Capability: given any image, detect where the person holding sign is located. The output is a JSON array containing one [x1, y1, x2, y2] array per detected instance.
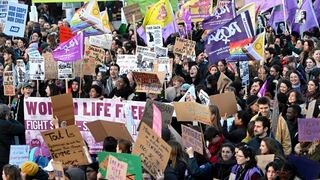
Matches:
[[0, 104, 25, 175]]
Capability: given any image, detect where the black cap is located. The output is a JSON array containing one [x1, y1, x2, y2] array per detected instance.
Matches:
[[246, 95, 259, 107]]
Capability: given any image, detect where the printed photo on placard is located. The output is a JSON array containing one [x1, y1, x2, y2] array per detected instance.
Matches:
[[58, 61, 73, 79]]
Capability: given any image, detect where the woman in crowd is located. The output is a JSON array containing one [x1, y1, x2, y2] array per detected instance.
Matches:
[[278, 79, 292, 95], [288, 70, 306, 93], [165, 141, 187, 180], [116, 139, 132, 154], [300, 39, 315, 67], [264, 162, 280, 180], [2, 164, 21, 180], [108, 75, 133, 100], [305, 79, 320, 105], [305, 57, 317, 81], [45, 83, 60, 97], [259, 137, 286, 167], [89, 85, 102, 99], [230, 145, 263, 180]]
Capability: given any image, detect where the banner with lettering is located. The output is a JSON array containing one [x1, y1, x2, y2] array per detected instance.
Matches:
[[202, 0, 236, 30], [205, 11, 254, 63], [24, 97, 145, 155], [3, 2, 28, 38], [53, 32, 84, 62]]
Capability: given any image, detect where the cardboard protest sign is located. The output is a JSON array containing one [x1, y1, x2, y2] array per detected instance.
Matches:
[[3, 2, 27, 37], [86, 120, 133, 143], [9, 145, 30, 167], [256, 154, 275, 173], [73, 60, 83, 78], [132, 122, 171, 179], [116, 55, 138, 75], [85, 45, 106, 64], [146, 25, 162, 48], [51, 93, 75, 126], [152, 104, 162, 137], [15, 60, 26, 84], [173, 37, 196, 57], [29, 56, 45, 80], [154, 57, 173, 83], [137, 50, 156, 72], [89, 34, 112, 49], [181, 125, 203, 155], [105, 155, 128, 180], [3, 71, 15, 96], [51, 161, 65, 180], [59, 26, 74, 43], [82, 57, 96, 76], [41, 125, 91, 166], [98, 152, 142, 180], [132, 72, 162, 94], [140, 99, 174, 131], [173, 102, 212, 125], [306, 100, 316, 118], [123, 4, 143, 23], [210, 92, 237, 117], [58, 61, 73, 79], [298, 118, 320, 142], [217, 72, 232, 93]]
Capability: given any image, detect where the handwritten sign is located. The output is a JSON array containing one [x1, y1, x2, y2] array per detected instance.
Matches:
[[298, 118, 320, 142], [132, 122, 171, 178], [256, 154, 275, 173], [132, 72, 162, 94], [82, 57, 96, 76], [106, 155, 128, 180], [9, 145, 30, 167], [98, 152, 142, 180], [41, 125, 91, 166], [123, 4, 143, 23], [173, 102, 212, 125], [140, 99, 174, 130], [173, 37, 196, 57], [3, 2, 27, 37], [181, 125, 203, 155], [3, 71, 15, 96], [29, 56, 45, 80], [89, 34, 112, 49], [85, 45, 105, 64]]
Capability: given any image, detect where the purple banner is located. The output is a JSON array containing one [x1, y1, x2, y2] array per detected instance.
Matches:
[[298, 118, 320, 142], [205, 11, 254, 63], [53, 32, 84, 62], [202, 0, 236, 30]]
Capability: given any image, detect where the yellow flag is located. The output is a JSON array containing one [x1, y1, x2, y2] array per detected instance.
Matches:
[[100, 10, 111, 33], [243, 31, 265, 61], [80, 0, 101, 26], [237, 3, 256, 34], [143, 0, 174, 28]]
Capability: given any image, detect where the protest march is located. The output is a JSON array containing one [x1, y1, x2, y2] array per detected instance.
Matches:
[[1, 0, 320, 179]]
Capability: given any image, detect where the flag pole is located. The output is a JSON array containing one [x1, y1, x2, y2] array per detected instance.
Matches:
[[282, 0, 288, 32]]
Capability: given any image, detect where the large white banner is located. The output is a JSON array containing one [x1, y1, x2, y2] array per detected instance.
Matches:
[[24, 97, 146, 155]]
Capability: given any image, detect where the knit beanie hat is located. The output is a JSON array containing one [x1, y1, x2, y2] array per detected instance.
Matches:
[[21, 161, 39, 176]]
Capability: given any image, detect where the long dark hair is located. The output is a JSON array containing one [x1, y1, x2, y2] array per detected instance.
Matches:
[[167, 140, 187, 169], [238, 145, 257, 169], [46, 83, 60, 97]]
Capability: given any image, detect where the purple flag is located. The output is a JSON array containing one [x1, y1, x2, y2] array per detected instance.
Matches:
[[315, 0, 320, 25], [300, 0, 319, 31], [202, 0, 236, 30], [260, 0, 282, 12], [257, 80, 267, 97], [205, 11, 254, 63], [53, 32, 84, 62], [298, 118, 320, 142], [268, 0, 297, 32], [183, 9, 192, 31]]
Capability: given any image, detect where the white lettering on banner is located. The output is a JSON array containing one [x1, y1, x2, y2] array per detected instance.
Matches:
[[55, 38, 79, 53], [212, 5, 230, 19], [207, 22, 241, 44]]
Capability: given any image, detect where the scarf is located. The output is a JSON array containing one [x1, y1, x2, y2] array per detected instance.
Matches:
[[209, 135, 225, 163]]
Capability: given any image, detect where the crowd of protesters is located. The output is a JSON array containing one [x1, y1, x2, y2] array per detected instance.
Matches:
[[1, 1, 320, 180]]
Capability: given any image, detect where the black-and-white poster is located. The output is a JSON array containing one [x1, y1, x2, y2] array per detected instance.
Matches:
[[155, 46, 168, 58], [146, 25, 163, 48], [15, 59, 25, 83], [29, 56, 45, 80], [58, 61, 73, 79], [137, 50, 156, 72]]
